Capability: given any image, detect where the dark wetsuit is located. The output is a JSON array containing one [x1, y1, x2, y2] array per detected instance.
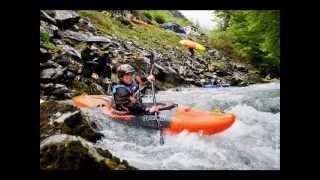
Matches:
[[112, 78, 153, 115]]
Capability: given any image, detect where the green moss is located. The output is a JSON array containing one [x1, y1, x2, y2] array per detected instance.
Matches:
[[40, 31, 50, 43], [40, 101, 79, 139]]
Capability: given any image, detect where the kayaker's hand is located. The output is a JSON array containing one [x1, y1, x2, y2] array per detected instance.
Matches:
[[149, 105, 159, 113], [147, 75, 155, 82]]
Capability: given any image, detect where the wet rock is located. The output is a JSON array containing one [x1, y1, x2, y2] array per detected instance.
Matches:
[[79, 18, 97, 33], [63, 30, 89, 42], [40, 134, 136, 170], [52, 83, 69, 94], [40, 101, 104, 142], [40, 83, 71, 99], [178, 66, 187, 76], [40, 47, 52, 63], [167, 66, 178, 75], [40, 10, 57, 24], [52, 10, 80, 29], [87, 36, 112, 44], [40, 67, 66, 81], [60, 45, 82, 60], [185, 69, 196, 78], [230, 72, 244, 86], [64, 71, 76, 80], [55, 54, 72, 66], [184, 78, 195, 84]]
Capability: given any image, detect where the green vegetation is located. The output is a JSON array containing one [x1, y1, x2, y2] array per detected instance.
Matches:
[[143, 11, 153, 21], [40, 31, 62, 53], [40, 31, 55, 49], [143, 10, 190, 27], [78, 10, 185, 52], [209, 10, 280, 76], [154, 14, 166, 24]]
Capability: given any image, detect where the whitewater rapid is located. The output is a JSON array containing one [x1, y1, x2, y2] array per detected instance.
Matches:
[[82, 81, 280, 170]]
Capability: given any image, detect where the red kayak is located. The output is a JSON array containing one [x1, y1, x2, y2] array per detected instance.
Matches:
[[72, 95, 236, 135]]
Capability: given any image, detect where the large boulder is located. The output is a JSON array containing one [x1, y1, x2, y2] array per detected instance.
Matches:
[[63, 30, 90, 42], [40, 67, 66, 82], [59, 45, 82, 60], [40, 10, 57, 25], [40, 83, 71, 99], [52, 10, 80, 29], [40, 60, 63, 71], [40, 134, 136, 170], [40, 101, 104, 142]]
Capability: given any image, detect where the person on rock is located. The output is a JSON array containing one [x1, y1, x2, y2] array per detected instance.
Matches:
[[189, 48, 195, 58], [112, 64, 160, 115], [81, 44, 112, 81]]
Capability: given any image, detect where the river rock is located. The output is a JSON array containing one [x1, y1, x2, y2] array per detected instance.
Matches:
[[60, 45, 82, 60], [87, 36, 112, 44], [40, 101, 104, 142], [40, 67, 66, 81], [63, 30, 90, 42], [40, 20, 59, 38], [230, 72, 244, 86], [53, 10, 80, 29], [79, 18, 96, 33], [40, 10, 57, 25], [40, 47, 52, 63], [40, 134, 136, 170]]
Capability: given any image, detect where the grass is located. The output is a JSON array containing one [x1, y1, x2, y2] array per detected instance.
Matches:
[[78, 10, 187, 53], [40, 31, 63, 53]]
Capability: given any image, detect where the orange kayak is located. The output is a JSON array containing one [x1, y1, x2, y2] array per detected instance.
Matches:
[[72, 95, 236, 135]]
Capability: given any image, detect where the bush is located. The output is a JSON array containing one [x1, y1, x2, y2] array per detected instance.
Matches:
[[143, 12, 153, 21], [154, 15, 165, 24], [40, 31, 50, 44]]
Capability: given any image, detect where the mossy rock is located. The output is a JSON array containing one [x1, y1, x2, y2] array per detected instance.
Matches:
[[60, 116, 104, 143], [40, 135, 137, 171], [41, 140, 106, 171], [40, 100, 103, 143], [40, 101, 78, 140]]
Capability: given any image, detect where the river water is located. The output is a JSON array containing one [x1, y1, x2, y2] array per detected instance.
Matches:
[[82, 81, 280, 170]]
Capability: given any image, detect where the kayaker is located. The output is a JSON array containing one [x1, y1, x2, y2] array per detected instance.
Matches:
[[112, 64, 160, 115]]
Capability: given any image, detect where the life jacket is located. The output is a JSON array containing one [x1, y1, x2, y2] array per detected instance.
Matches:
[[111, 80, 143, 110]]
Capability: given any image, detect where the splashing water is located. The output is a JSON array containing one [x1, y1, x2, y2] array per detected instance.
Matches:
[[81, 82, 280, 170]]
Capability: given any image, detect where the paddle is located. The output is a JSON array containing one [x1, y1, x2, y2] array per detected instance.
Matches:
[[149, 52, 164, 145]]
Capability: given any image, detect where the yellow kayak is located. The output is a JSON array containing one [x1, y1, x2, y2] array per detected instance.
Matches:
[[179, 40, 206, 51]]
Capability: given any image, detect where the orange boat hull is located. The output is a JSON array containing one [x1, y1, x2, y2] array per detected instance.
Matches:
[[72, 95, 236, 135]]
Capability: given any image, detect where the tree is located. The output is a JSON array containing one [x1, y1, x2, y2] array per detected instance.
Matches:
[[209, 10, 280, 75]]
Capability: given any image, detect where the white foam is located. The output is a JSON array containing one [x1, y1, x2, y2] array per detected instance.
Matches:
[[83, 82, 280, 170]]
